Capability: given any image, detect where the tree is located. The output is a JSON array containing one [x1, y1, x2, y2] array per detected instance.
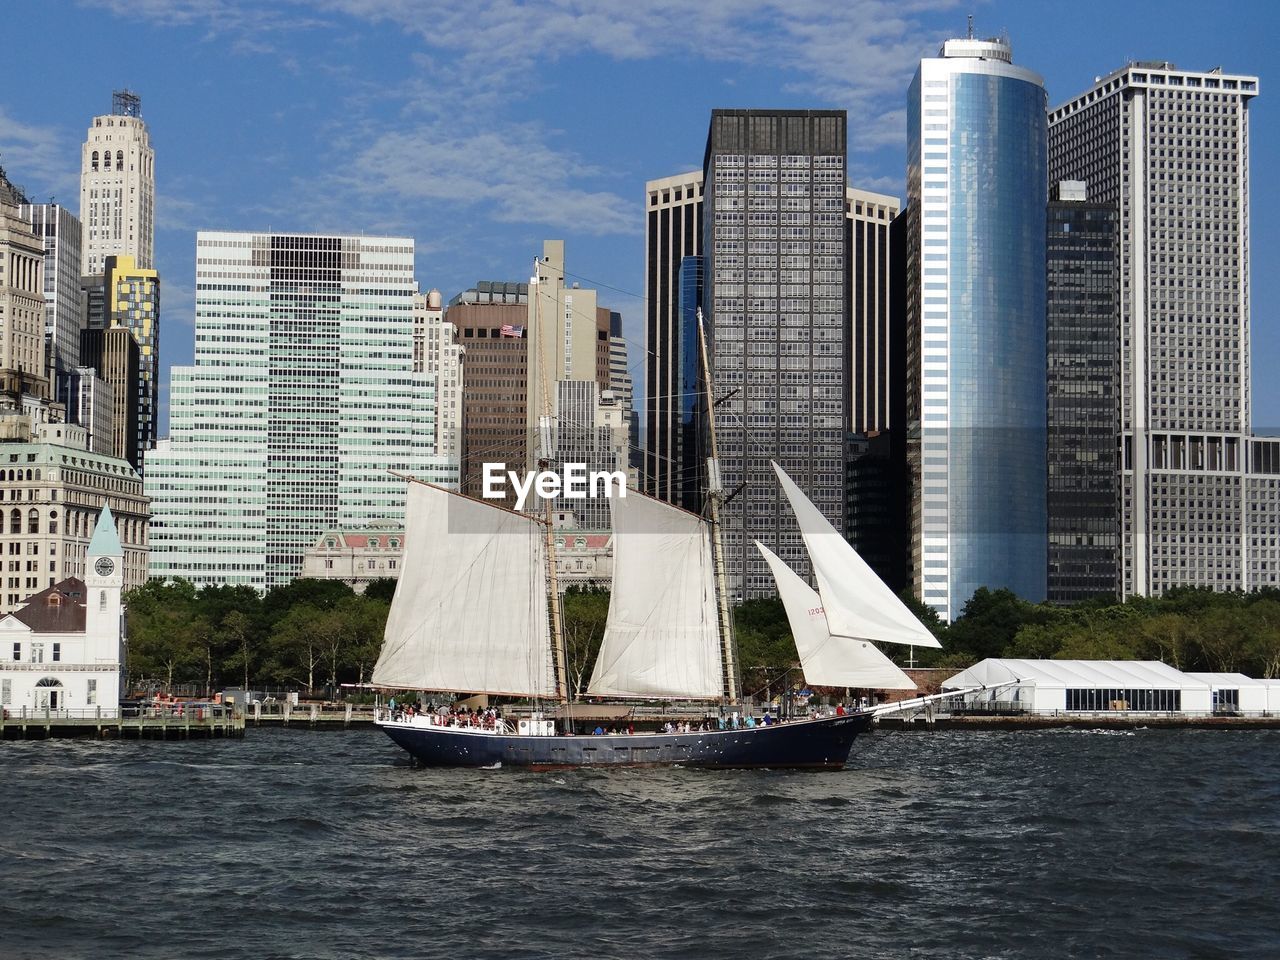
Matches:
[[265, 605, 325, 693], [363, 579, 398, 603], [1138, 613, 1197, 669], [220, 609, 254, 691], [561, 587, 610, 697], [129, 607, 197, 689]]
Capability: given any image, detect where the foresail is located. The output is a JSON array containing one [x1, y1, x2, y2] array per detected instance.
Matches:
[[772, 461, 942, 649], [756, 542, 916, 690], [371, 482, 558, 697], [587, 491, 723, 699]]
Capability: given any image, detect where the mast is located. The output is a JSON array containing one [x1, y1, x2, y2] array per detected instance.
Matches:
[[697, 307, 739, 704], [533, 255, 570, 704]]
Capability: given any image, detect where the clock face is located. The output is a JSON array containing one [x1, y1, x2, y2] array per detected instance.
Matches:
[[94, 557, 116, 578]]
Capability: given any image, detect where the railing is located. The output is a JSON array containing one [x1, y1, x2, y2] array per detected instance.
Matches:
[[1, 703, 239, 722]]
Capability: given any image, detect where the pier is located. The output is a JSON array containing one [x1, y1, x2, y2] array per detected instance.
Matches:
[[1, 704, 244, 740]]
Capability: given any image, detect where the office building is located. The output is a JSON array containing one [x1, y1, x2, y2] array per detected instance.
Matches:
[[98, 254, 158, 469], [146, 231, 456, 590], [447, 281, 529, 503], [80, 90, 154, 275], [525, 240, 611, 471], [1046, 181, 1120, 603], [845, 188, 899, 435], [0, 198, 49, 401], [1049, 62, 1266, 595], [414, 289, 464, 465], [905, 36, 1048, 619], [607, 311, 638, 478], [67, 367, 114, 456], [642, 171, 704, 503], [18, 203, 85, 394], [703, 108, 849, 599], [78, 326, 139, 466]]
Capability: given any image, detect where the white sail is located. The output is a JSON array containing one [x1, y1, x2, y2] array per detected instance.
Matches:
[[756, 542, 916, 690], [371, 482, 558, 697], [587, 491, 723, 699], [772, 461, 942, 649]]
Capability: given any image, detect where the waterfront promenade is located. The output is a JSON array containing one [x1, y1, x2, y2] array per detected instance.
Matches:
[[1, 703, 243, 740]]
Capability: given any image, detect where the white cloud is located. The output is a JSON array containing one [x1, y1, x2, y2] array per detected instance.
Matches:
[[0, 108, 77, 202]]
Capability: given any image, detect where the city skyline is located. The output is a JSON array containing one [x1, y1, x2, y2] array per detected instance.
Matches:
[[2, 1, 1278, 440]]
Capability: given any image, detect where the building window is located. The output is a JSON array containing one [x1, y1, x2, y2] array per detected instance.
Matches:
[[49, 510, 58, 535], [9, 509, 19, 534], [99, 591, 106, 612], [31, 643, 43, 664], [27, 509, 38, 534], [11, 642, 19, 662], [87, 679, 97, 706], [1, 678, 9, 705], [52, 643, 61, 662]]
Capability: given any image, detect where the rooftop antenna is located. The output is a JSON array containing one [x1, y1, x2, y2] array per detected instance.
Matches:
[[967, 14, 974, 39]]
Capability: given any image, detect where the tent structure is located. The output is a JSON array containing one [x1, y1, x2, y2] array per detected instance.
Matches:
[[1186, 673, 1270, 713], [942, 659, 1216, 714]]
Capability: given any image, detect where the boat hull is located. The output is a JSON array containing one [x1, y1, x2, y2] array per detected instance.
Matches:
[[377, 712, 874, 770]]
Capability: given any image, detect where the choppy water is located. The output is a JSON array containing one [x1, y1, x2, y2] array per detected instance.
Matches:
[[1, 727, 1276, 959]]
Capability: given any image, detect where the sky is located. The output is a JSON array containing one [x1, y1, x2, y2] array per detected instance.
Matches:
[[2, 0, 1278, 435]]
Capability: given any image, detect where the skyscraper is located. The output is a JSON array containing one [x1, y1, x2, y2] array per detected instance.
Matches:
[[414, 289, 464, 465], [845, 188, 899, 435], [98, 254, 158, 469], [18, 203, 84, 396], [79, 90, 154, 275], [905, 36, 1048, 619], [703, 109, 848, 599], [1049, 62, 1261, 596], [447, 281, 529, 504], [0, 199, 48, 400], [1046, 181, 1120, 603], [146, 231, 456, 590], [642, 171, 703, 503]]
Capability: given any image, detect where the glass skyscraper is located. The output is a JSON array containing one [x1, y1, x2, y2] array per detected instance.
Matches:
[[147, 231, 458, 589], [906, 36, 1048, 618]]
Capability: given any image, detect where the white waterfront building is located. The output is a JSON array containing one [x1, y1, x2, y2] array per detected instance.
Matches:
[[0, 504, 125, 718], [944, 659, 1278, 716], [146, 231, 458, 590]]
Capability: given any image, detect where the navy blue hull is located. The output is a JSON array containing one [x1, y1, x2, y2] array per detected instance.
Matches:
[[378, 713, 874, 770]]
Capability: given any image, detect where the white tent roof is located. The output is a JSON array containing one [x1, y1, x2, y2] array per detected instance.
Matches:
[[1185, 672, 1267, 689], [943, 659, 1212, 691]]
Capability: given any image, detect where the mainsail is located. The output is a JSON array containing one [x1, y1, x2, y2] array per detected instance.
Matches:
[[772, 461, 942, 649], [756, 541, 915, 690], [371, 481, 558, 697], [587, 491, 724, 699]]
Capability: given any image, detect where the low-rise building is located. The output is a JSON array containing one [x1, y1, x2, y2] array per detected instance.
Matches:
[[0, 504, 125, 718]]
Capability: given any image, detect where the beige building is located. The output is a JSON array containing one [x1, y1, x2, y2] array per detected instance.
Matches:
[[0, 199, 49, 400], [525, 240, 610, 469], [413, 289, 464, 466], [0, 413, 149, 613], [80, 91, 155, 275]]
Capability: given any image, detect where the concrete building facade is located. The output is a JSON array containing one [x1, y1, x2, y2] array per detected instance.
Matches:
[[79, 91, 155, 276], [0, 201, 49, 401], [845, 188, 900, 435], [1049, 62, 1264, 596], [19, 203, 85, 394]]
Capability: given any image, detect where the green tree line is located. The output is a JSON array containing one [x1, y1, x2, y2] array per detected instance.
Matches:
[[125, 578, 1280, 699]]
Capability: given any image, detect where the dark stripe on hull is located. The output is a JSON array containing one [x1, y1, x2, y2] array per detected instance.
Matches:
[[378, 713, 873, 770]]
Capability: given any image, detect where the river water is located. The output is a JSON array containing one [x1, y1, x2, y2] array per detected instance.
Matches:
[[1, 727, 1276, 959]]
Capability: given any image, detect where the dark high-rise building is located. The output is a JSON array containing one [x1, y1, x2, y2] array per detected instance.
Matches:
[[1046, 181, 1120, 603], [79, 325, 139, 466], [703, 109, 848, 598], [672, 254, 704, 513], [447, 282, 529, 505], [845, 189, 899, 435], [643, 172, 703, 503]]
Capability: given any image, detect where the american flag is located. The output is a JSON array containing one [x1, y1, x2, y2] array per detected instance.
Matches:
[[499, 324, 524, 338]]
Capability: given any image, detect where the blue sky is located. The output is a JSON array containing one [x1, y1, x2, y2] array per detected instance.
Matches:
[[2, 0, 1277, 433]]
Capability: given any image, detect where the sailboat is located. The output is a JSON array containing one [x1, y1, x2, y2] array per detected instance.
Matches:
[[370, 456, 948, 770]]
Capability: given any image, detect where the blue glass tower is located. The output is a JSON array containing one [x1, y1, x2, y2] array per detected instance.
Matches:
[[675, 255, 704, 513], [905, 36, 1047, 618]]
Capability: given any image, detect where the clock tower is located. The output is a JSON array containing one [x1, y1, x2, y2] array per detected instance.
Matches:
[[85, 504, 125, 657]]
